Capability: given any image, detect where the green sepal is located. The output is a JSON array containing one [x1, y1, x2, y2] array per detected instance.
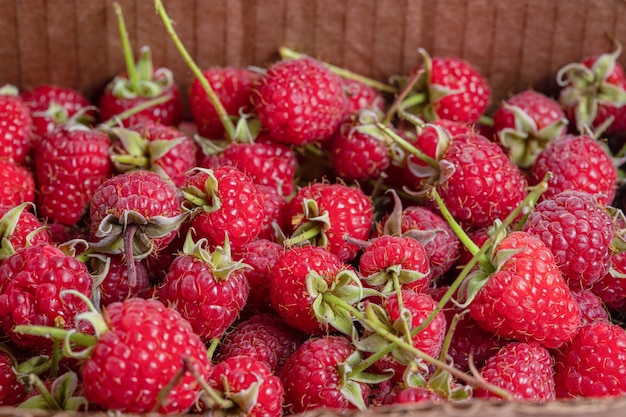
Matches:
[[455, 268, 491, 309], [0, 84, 19, 96], [309, 269, 375, 335], [0, 202, 30, 260], [182, 167, 221, 214], [288, 198, 331, 249], [18, 372, 88, 411], [229, 378, 261, 415], [181, 228, 250, 282]]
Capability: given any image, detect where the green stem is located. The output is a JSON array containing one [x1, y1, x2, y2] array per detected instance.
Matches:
[[112, 154, 150, 168], [154, 0, 236, 140], [113, 2, 138, 90], [429, 188, 493, 272], [372, 316, 512, 400], [13, 325, 98, 347], [28, 374, 63, 410], [283, 224, 323, 247], [278, 46, 397, 94], [376, 122, 440, 170], [412, 235, 492, 336], [207, 338, 220, 362], [383, 69, 424, 125], [478, 114, 494, 127], [98, 94, 172, 129]]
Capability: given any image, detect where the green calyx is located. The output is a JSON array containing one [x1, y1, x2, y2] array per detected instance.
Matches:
[[0, 202, 34, 260], [182, 168, 222, 214], [109, 126, 186, 180], [89, 209, 187, 260], [18, 372, 88, 411], [497, 103, 567, 168], [181, 228, 250, 282], [283, 198, 331, 248], [308, 269, 381, 336], [557, 40, 626, 132]]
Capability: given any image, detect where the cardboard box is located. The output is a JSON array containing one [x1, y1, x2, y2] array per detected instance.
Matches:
[[1, 0, 626, 415], [2, 0, 625, 114]]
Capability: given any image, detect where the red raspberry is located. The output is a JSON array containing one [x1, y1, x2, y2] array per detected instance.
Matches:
[[269, 245, 352, 335], [279, 335, 370, 414], [215, 313, 305, 374], [286, 182, 373, 261], [342, 78, 386, 116], [158, 231, 249, 341], [522, 190, 615, 289], [493, 89, 568, 168], [233, 238, 285, 317], [529, 134, 617, 206], [571, 288, 610, 325], [554, 321, 626, 398], [202, 356, 284, 417], [436, 132, 528, 229], [252, 57, 348, 146], [0, 351, 26, 405], [0, 243, 93, 350], [0, 203, 51, 259], [591, 250, 626, 311], [189, 67, 261, 139], [81, 298, 211, 413], [382, 385, 443, 405], [467, 231, 581, 349], [358, 235, 431, 294], [183, 165, 265, 252], [0, 158, 35, 207], [473, 342, 555, 402], [0, 87, 33, 165]]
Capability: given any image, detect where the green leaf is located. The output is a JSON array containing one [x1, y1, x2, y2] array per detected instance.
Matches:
[[340, 380, 367, 412]]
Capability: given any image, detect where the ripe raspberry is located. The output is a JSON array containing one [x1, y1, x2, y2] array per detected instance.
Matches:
[[279, 335, 370, 414], [327, 115, 390, 182], [493, 89, 568, 168], [255, 184, 288, 242], [554, 321, 626, 398], [591, 250, 626, 311], [402, 50, 490, 124], [269, 245, 353, 335], [189, 67, 261, 139], [201, 356, 284, 417], [435, 132, 528, 229], [0, 243, 93, 349], [0, 203, 51, 260], [183, 165, 265, 251], [0, 86, 33, 165], [571, 288, 610, 325], [34, 125, 112, 226], [358, 235, 431, 294], [467, 231, 581, 349], [0, 158, 35, 207], [215, 138, 297, 197], [529, 134, 617, 205], [389, 203, 461, 281], [233, 238, 285, 317], [215, 313, 305, 374], [374, 290, 446, 379], [81, 298, 211, 413], [522, 190, 615, 289], [110, 121, 198, 187], [92, 255, 150, 307], [89, 170, 185, 261], [20, 84, 94, 139], [0, 351, 26, 405], [158, 230, 249, 340], [286, 182, 373, 261], [473, 342, 555, 402], [382, 385, 443, 405], [252, 57, 348, 146]]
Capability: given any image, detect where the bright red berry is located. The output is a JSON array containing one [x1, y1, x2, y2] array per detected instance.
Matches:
[[252, 57, 348, 146]]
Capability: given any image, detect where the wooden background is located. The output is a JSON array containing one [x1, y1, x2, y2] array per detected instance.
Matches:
[[1, 0, 625, 115]]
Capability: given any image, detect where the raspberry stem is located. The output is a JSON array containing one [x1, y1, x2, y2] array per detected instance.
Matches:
[[98, 94, 172, 129], [154, 0, 236, 140], [278, 46, 397, 94], [376, 122, 440, 170], [13, 325, 98, 347], [113, 2, 138, 90]]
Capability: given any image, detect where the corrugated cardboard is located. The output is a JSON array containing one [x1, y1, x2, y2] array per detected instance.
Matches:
[[1, 0, 626, 415], [2, 0, 626, 115]]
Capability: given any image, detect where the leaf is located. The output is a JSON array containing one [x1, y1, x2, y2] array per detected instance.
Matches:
[[340, 380, 368, 412]]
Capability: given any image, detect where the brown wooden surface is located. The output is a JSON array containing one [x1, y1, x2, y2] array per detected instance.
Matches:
[[1, 0, 625, 114]]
